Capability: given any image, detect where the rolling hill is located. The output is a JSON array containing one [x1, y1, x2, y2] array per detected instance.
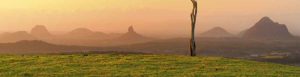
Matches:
[[200, 27, 234, 38], [0, 31, 36, 43], [0, 40, 101, 54]]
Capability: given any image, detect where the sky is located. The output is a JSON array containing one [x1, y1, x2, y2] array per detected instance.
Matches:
[[0, 0, 300, 37]]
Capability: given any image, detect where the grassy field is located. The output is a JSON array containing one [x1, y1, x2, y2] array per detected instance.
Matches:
[[0, 54, 299, 77]]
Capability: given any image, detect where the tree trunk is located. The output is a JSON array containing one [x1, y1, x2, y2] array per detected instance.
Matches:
[[190, 0, 198, 56]]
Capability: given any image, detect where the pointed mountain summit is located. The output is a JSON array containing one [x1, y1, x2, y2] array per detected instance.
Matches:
[[97, 26, 152, 47], [257, 16, 274, 24], [117, 26, 151, 41], [120, 26, 144, 39], [243, 16, 293, 39], [128, 26, 136, 33], [31, 25, 52, 38], [200, 27, 234, 38]]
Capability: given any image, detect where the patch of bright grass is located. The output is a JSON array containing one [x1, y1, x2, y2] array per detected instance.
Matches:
[[0, 54, 299, 77]]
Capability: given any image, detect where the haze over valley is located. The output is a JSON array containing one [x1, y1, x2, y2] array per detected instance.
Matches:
[[1, 1, 300, 76], [1, 0, 300, 37]]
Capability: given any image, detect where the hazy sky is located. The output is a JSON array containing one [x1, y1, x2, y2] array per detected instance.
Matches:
[[0, 0, 300, 37]]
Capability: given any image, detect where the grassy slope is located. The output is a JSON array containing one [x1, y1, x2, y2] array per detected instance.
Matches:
[[0, 54, 299, 77]]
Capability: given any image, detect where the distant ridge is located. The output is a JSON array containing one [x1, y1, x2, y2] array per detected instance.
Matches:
[[200, 27, 234, 38], [243, 16, 293, 39], [0, 31, 36, 42], [0, 40, 100, 54]]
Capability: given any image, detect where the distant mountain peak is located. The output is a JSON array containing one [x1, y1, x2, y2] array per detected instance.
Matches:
[[255, 16, 276, 27], [128, 26, 136, 33], [210, 27, 228, 32], [66, 28, 107, 39], [200, 27, 233, 38], [116, 26, 151, 41], [125, 26, 140, 36], [243, 16, 293, 39], [31, 25, 52, 37], [69, 28, 94, 34], [259, 16, 273, 22]]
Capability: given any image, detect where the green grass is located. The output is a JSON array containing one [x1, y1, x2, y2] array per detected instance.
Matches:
[[0, 54, 299, 77]]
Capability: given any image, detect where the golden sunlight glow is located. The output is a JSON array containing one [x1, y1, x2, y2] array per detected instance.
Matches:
[[0, 0, 300, 37]]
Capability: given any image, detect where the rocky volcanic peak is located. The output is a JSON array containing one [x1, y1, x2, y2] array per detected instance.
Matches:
[[243, 16, 293, 39], [123, 26, 143, 37], [31, 25, 52, 37], [200, 27, 233, 38], [117, 26, 149, 41], [128, 26, 136, 33]]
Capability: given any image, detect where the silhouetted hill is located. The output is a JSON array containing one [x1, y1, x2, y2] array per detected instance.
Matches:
[[69, 28, 94, 35], [0, 31, 36, 42], [65, 28, 107, 39], [243, 17, 294, 39], [40, 28, 111, 47], [31, 25, 53, 38], [200, 27, 234, 38], [0, 40, 101, 54]]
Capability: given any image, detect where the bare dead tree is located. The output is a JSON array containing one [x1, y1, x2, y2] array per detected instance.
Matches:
[[190, 0, 198, 56]]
